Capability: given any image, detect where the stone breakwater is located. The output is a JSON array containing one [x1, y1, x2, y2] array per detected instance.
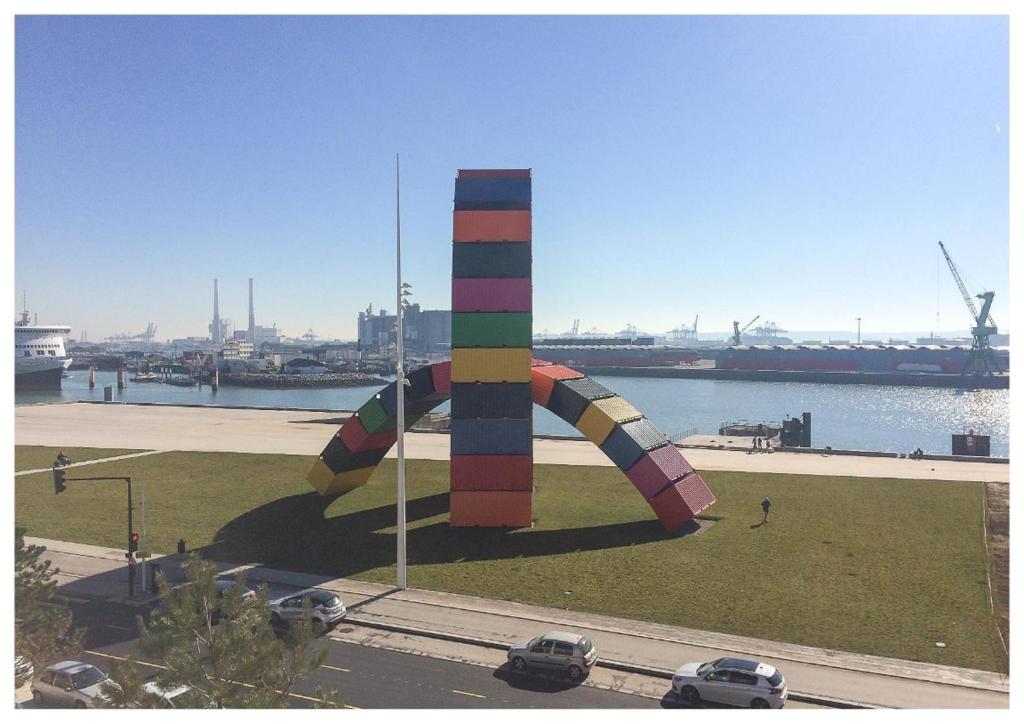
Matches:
[[219, 372, 388, 388]]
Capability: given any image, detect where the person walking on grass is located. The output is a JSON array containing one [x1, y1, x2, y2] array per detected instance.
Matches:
[[761, 497, 772, 524]]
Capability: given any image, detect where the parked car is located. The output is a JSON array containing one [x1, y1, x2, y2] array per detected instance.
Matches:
[[15, 655, 34, 688], [31, 661, 119, 708], [506, 631, 597, 681], [672, 657, 787, 709], [143, 681, 214, 708], [267, 588, 347, 629]]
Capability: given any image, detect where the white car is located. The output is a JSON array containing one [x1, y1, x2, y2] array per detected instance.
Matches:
[[143, 681, 213, 708], [672, 657, 787, 709], [31, 661, 118, 708], [268, 588, 346, 629]]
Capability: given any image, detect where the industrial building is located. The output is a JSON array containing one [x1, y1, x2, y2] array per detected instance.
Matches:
[[357, 303, 451, 353]]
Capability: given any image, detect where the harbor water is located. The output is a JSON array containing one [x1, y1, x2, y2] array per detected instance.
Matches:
[[17, 370, 1009, 457]]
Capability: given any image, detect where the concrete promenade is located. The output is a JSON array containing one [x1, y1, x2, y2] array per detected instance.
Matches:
[[30, 537, 1009, 709], [14, 402, 1008, 482]]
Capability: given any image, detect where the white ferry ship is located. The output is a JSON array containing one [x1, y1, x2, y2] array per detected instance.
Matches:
[[15, 305, 72, 390]]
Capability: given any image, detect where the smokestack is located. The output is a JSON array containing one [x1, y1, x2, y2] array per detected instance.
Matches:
[[212, 279, 221, 344], [248, 277, 255, 344]]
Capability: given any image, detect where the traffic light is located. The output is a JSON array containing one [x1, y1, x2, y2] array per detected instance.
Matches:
[[129, 532, 140, 553], [52, 467, 66, 495]]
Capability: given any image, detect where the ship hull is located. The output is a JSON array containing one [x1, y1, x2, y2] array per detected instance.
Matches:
[[15, 365, 64, 391]]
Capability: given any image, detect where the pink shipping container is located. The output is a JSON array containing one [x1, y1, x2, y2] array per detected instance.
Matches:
[[451, 454, 533, 491], [431, 361, 451, 395], [648, 473, 717, 530], [452, 278, 532, 312], [626, 445, 695, 500]]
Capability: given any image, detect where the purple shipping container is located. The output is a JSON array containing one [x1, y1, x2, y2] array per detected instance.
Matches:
[[452, 278, 532, 312], [626, 445, 695, 500]]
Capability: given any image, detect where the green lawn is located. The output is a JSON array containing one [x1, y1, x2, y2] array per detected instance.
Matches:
[[13, 447, 1004, 672], [15, 445, 147, 472]]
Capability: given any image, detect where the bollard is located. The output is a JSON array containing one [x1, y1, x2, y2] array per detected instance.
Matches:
[[177, 538, 186, 555], [88, 366, 95, 389], [211, 369, 219, 392], [117, 367, 126, 390]]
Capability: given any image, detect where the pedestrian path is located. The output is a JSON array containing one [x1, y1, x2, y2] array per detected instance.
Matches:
[[29, 537, 1009, 710], [15, 449, 167, 477]]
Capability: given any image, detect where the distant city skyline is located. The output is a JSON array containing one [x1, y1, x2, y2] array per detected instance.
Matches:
[[14, 15, 1009, 341]]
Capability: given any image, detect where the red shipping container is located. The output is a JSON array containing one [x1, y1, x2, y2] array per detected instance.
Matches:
[[453, 211, 532, 242], [450, 491, 533, 527], [648, 473, 716, 530], [431, 361, 451, 395], [531, 364, 585, 407], [339, 416, 398, 453], [626, 445, 695, 500], [457, 169, 531, 179], [452, 278, 532, 312], [450, 455, 533, 491]]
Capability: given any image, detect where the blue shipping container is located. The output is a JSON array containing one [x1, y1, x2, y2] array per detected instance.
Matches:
[[454, 177, 532, 211], [451, 418, 533, 455], [451, 383, 533, 419], [600, 419, 670, 471]]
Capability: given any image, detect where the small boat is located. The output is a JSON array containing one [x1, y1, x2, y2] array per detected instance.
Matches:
[[130, 372, 161, 382], [164, 376, 197, 387]]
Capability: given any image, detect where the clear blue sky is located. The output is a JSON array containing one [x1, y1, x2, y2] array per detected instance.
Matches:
[[15, 15, 1008, 341]]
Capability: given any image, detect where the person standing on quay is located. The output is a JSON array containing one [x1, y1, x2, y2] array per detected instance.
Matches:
[[761, 497, 772, 524]]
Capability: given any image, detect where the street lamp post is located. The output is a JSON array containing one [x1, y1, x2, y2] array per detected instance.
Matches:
[[856, 317, 862, 344], [395, 154, 407, 590]]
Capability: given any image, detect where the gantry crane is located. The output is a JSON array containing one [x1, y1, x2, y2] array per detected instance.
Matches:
[[938, 240, 998, 376], [732, 315, 760, 346]]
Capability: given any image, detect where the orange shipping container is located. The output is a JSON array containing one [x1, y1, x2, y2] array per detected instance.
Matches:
[[449, 491, 533, 527], [453, 211, 532, 242], [530, 364, 585, 407]]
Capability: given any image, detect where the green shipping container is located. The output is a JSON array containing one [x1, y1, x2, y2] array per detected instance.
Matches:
[[451, 312, 532, 348], [357, 396, 397, 434]]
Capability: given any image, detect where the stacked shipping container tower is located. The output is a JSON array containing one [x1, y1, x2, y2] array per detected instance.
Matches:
[[450, 169, 534, 526]]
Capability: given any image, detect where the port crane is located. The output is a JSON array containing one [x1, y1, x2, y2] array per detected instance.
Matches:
[[668, 315, 700, 343], [732, 315, 759, 346], [938, 240, 998, 376]]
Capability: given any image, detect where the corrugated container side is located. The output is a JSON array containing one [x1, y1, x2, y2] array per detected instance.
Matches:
[[451, 348, 532, 383], [453, 210, 532, 242], [450, 418, 532, 455], [457, 169, 531, 179], [451, 312, 533, 348], [452, 242, 531, 278], [648, 474, 716, 530], [450, 382, 533, 419], [453, 177, 532, 211], [320, 435, 388, 474], [452, 278, 532, 312], [308, 459, 375, 496], [406, 365, 437, 399], [600, 420, 670, 472], [591, 396, 644, 424], [574, 402, 619, 445], [450, 454, 533, 491], [625, 444, 695, 499], [356, 397, 397, 434], [530, 364, 585, 407], [547, 377, 616, 426], [431, 361, 452, 395], [618, 418, 670, 451], [339, 416, 398, 453], [449, 491, 533, 527]]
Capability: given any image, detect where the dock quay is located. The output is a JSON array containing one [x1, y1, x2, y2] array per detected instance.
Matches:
[[218, 372, 388, 388], [577, 366, 1010, 389]]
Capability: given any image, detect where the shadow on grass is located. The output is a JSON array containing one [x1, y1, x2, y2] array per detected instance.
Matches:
[[199, 491, 705, 579]]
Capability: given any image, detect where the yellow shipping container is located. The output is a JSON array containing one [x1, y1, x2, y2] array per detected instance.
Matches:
[[307, 458, 375, 495], [451, 347, 532, 383], [576, 396, 644, 445]]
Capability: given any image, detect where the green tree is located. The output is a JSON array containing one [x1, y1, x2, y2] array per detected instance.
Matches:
[[109, 555, 339, 708], [14, 526, 82, 676]]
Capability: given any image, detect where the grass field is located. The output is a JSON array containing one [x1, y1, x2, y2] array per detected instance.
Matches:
[[13, 446, 1004, 672], [15, 445, 146, 472]]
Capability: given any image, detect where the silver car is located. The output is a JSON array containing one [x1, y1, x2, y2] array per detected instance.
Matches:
[[30, 661, 117, 708], [672, 657, 788, 708], [507, 631, 597, 681], [268, 588, 346, 629]]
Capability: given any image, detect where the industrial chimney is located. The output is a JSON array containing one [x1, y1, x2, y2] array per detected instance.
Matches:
[[212, 279, 222, 344], [248, 278, 255, 344]]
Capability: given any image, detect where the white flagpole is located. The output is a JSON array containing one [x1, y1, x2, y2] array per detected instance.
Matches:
[[395, 154, 407, 590]]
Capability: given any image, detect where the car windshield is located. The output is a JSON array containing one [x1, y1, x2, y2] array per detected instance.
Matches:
[[697, 659, 722, 676], [309, 592, 339, 607], [767, 671, 784, 687], [580, 638, 594, 654], [70, 667, 107, 690]]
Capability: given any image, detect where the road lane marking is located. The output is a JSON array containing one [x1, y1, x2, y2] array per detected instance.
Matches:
[[83, 649, 358, 708], [104, 624, 133, 631], [55, 594, 91, 604], [321, 664, 351, 673], [451, 689, 487, 699]]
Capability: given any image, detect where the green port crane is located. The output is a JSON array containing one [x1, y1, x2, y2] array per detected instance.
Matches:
[[732, 315, 760, 346], [938, 240, 998, 376]]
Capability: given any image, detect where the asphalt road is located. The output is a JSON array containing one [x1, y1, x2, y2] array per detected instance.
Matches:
[[24, 596, 822, 710]]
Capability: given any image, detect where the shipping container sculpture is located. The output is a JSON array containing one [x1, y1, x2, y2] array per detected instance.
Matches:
[[307, 169, 715, 530]]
